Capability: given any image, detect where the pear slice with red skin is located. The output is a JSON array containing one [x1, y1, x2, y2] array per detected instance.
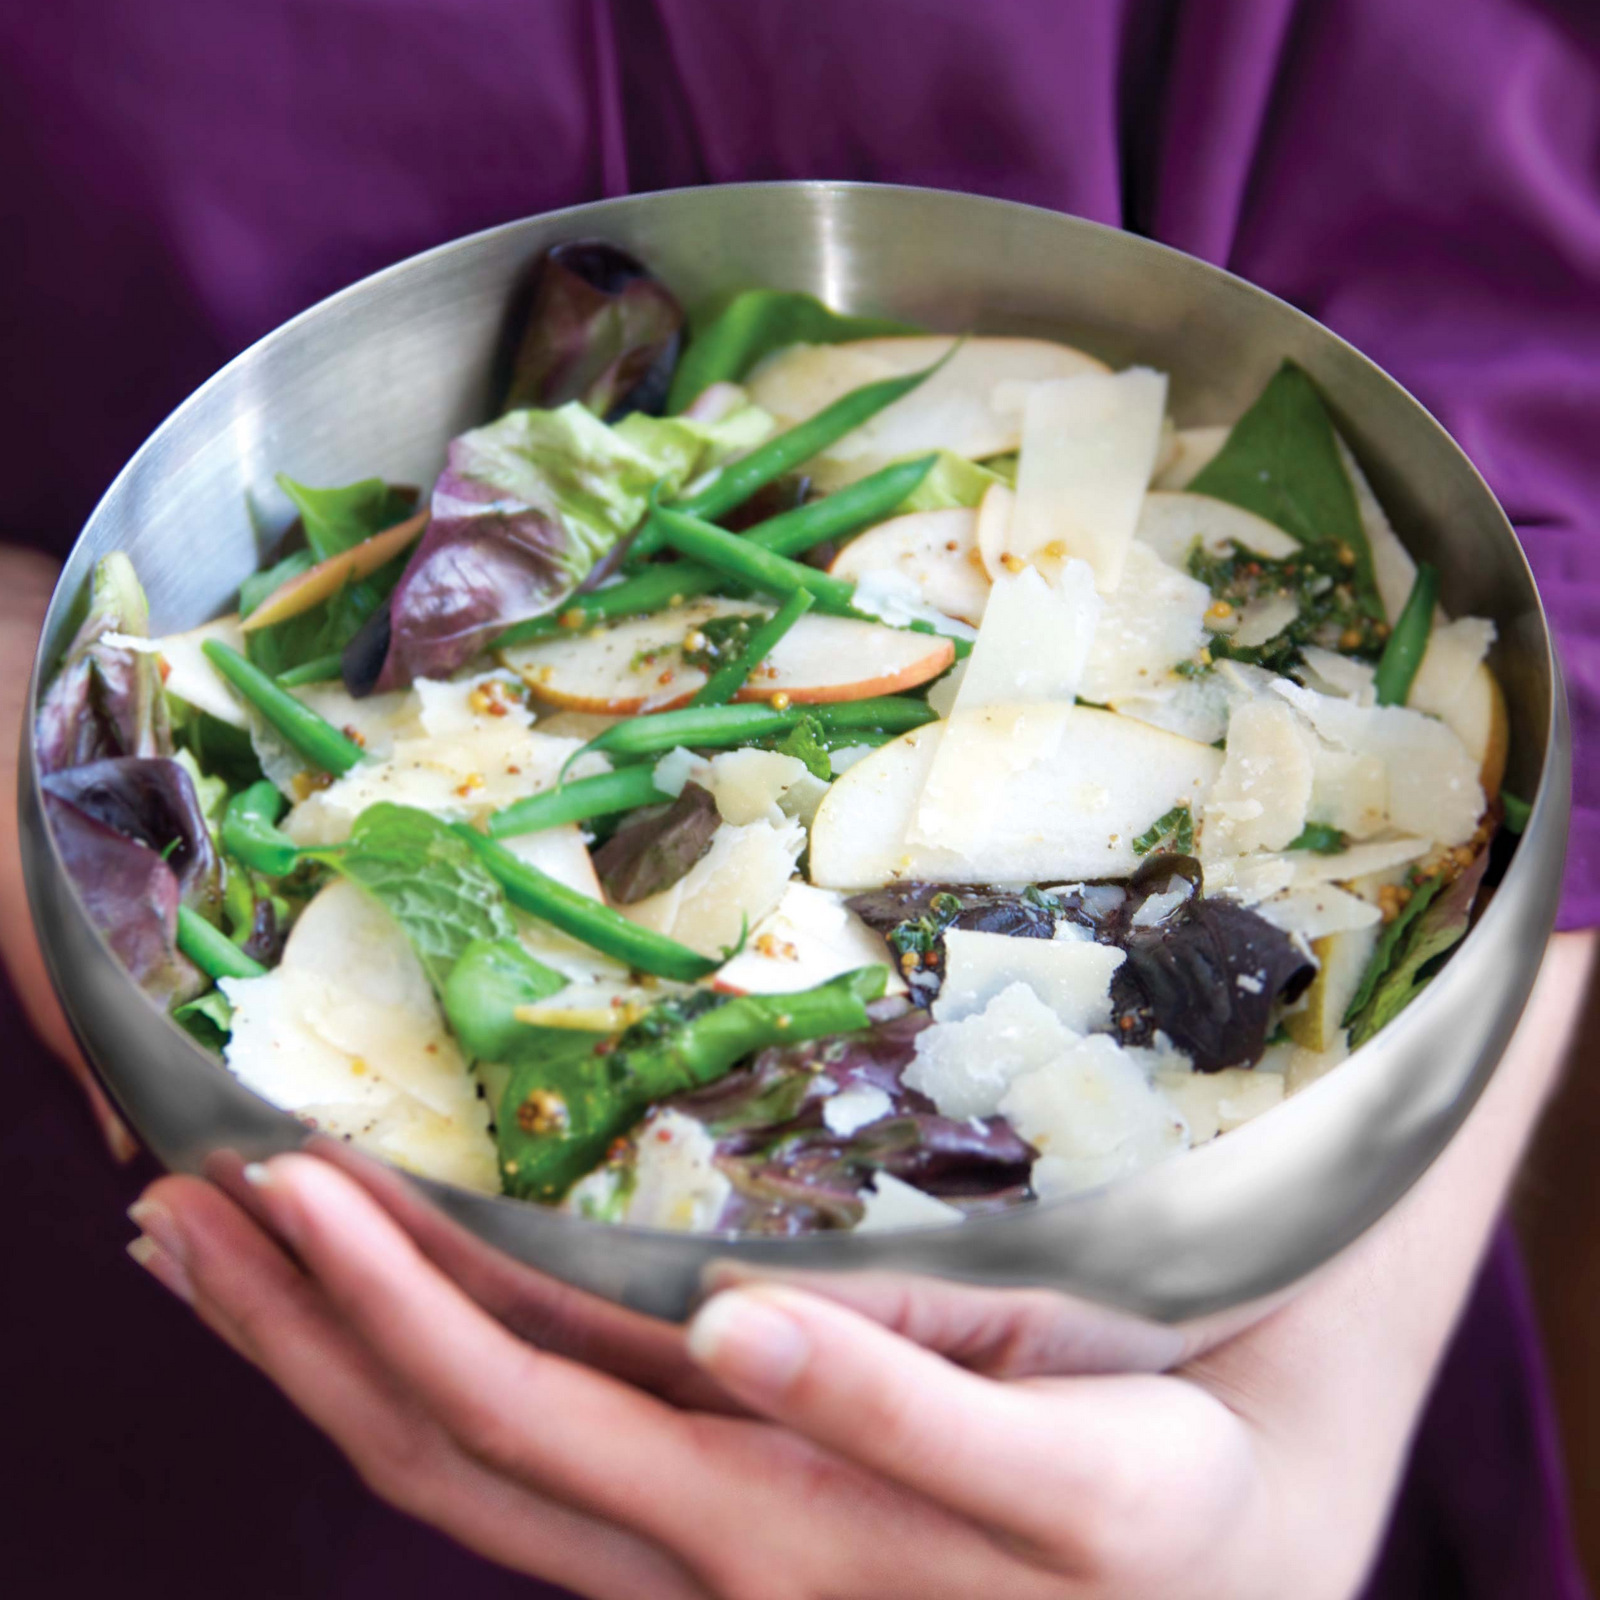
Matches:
[[829, 508, 990, 625], [241, 509, 428, 632], [499, 595, 954, 715]]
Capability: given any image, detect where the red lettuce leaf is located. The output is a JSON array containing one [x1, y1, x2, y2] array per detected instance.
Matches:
[[42, 790, 200, 1006], [592, 782, 720, 904], [41, 756, 220, 915], [503, 240, 683, 421]]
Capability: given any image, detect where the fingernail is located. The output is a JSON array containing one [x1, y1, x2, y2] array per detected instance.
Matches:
[[127, 1235, 194, 1304], [128, 1197, 187, 1269], [686, 1290, 811, 1396], [104, 1113, 139, 1164], [242, 1162, 273, 1189]]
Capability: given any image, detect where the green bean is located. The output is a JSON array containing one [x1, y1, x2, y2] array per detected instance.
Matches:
[[493, 456, 937, 649], [1501, 791, 1532, 834], [222, 781, 302, 876], [176, 904, 268, 982], [690, 588, 814, 707], [497, 968, 887, 1200], [275, 653, 345, 688], [202, 640, 366, 776], [455, 826, 717, 982], [627, 351, 956, 556], [566, 695, 937, 776], [486, 765, 668, 839], [648, 502, 859, 612], [1373, 563, 1439, 707]]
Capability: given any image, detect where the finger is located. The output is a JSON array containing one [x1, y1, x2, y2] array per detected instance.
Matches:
[[701, 1261, 1189, 1377], [301, 1137, 733, 1411], [132, 1176, 707, 1600], [236, 1157, 1066, 1600], [0, 549, 136, 1163], [686, 1283, 1254, 1560], [236, 1154, 725, 1535]]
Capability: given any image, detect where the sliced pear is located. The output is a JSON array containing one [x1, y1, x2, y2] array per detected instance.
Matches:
[[499, 596, 953, 713], [745, 336, 1108, 490], [240, 509, 428, 632], [1285, 922, 1380, 1052], [1135, 491, 1300, 569], [154, 614, 251, 727], [974, 481, 1016, 581], [1150, 425, 1230, 491], [1006, 368, 1168, 593], [829, 508, 990, 624], [809, 706, 1223, 890], [1405, 621, 1507, 800], [1335, 436, 1416, 625]]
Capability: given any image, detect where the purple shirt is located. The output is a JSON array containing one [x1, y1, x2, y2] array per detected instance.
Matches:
[[3, 2, 1593, 1595]]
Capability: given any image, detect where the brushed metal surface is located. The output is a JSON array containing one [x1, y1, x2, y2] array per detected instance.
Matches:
[[20, 183, 1568, 1324]]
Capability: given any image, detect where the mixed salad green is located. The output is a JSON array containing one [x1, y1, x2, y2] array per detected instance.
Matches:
[[37, 241, 1514, 1233]]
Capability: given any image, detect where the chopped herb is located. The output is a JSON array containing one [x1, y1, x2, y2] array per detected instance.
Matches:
[[682, 612, 761, 672], [766, 713, 832, 781], [1132, 803, 1194, 856], [1188, 543, 1385, 674], [1287, 822, 1347, 854]]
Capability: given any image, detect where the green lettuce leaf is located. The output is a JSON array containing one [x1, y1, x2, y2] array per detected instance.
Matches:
[[241, 478, 417, 676], [667, 289, 920, 413], [307, 804, 516, 993], [1346, 852, 1488, 1046], [1188, 361, 1381, 618], [375, 401, 771, 687], [893, 450, 1011, 513]]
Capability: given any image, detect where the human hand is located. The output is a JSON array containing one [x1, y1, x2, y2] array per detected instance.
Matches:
[[1, 546, 137, 1160], [125, 933, 1593, 1600]]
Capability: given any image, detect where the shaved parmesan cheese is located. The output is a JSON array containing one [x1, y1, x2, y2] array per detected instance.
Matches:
[[1296, 646, 1376, 705], [1155, 1067, 1284, 1145], [849, 565, 978, 642], [1134, 491, 1299, 567], [293, 682, 425, 759], [933, 929, 1123, 1032], [856, 1173, 965, 1231], [1271, 679, 1483, 846], [1336, 436, 1416, 625], [1202, 699, 1315, 857], [1408, 618, 1496, 722], [221, 881, 497, 1192], [619, 1111, 732, 1232], [1111, 672, 1232, 747], [617, 819, 803, 959], [1251, 884, 1381, 941], [1078, 540, 1211, 703], [714, 881, 904, 997], [823, 1083, 894, 1137], [1000, 1034, 1188, 1197], [653, 746, 707, 798], [702, 749, 813, 826], [414, 672, 533, 737], [1230, 592, 1299, 650], [1284, 1031, 1352, 1095], [905, 983, 1072, 1119], [1307, 746, 1389, 839], [947, 559, 1100, 710], [1150, 425, 1230, 491], [1286, 836, 1430, 886], [153, 615, 252, 727], [1007, 368, 1169, 593]]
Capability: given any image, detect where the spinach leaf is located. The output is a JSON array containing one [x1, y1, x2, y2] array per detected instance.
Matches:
[[1343, 872, 1446, 1025], [668, 289, 919, 412], [276, 475, 417, 562], [1188, 361, 1381, 618], [173, 988, 234, 1051], [442, 938, 567, 1063], [1347, 852, 1488, 1046], [306, 803, 515, 993], [1132, 803, 1194, 856]]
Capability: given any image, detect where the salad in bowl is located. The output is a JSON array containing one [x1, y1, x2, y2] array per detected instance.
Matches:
[[36, 239, 1513, 1237]]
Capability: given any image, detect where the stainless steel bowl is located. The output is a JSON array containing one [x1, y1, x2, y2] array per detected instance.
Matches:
[[21, 182, 1568, 1325]]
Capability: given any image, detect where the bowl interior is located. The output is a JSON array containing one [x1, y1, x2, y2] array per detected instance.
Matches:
[[24, 183, 1566, 1322]]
